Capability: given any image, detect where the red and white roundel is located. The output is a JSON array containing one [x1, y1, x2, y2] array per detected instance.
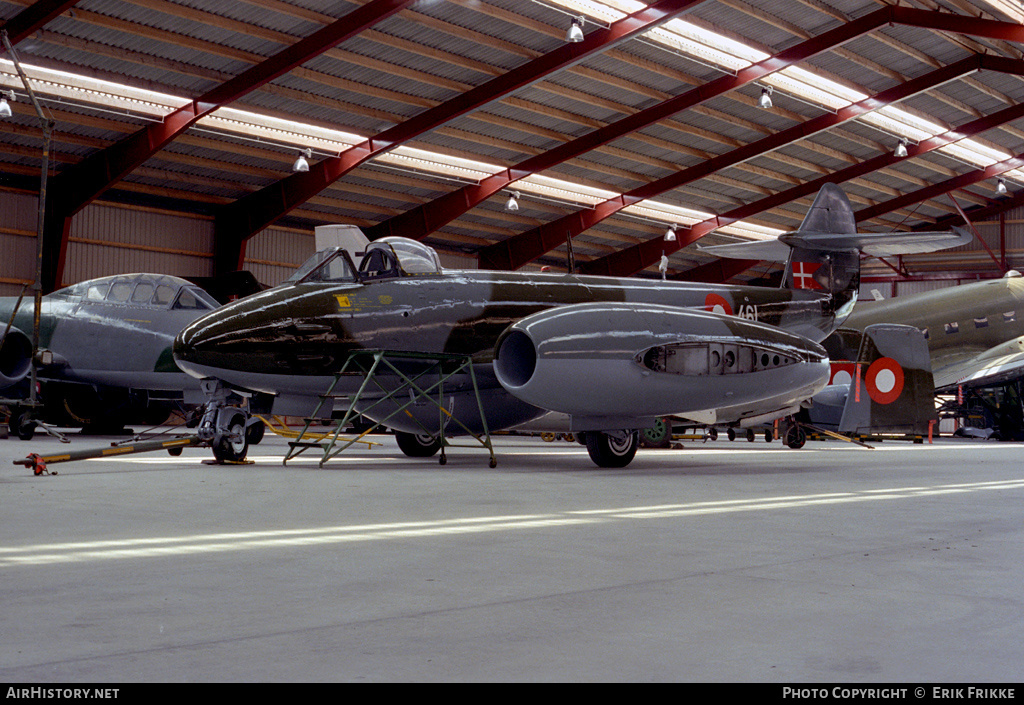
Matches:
[[865, 357, 904, 404], [705, 293, 732, 315]]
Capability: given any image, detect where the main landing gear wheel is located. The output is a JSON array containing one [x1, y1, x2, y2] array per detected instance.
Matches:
[[9, 410, 35, 441], [585, 431, 639, 468], [784, 424, 807, 450], [212, 412, 249, 463], [395, 431, 442, 458]]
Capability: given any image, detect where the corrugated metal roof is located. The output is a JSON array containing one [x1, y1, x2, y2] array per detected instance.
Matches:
[[1, 0, 1023, 283]]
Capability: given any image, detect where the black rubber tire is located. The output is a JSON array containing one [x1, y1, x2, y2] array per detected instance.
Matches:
[[10, 411, 35, 441], [395, 431, 442, 457], [246, 418, 265, 445], [585, 431, 639, 468], [785, 425, 807, 450], [212, 412, 249, 463]]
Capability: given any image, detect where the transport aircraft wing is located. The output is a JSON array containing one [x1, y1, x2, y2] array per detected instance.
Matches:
[[929, 337, 1024, 392]]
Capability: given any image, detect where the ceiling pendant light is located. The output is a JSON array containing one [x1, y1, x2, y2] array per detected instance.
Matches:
[[758, 86, 773, 110], [664, 225, 677, 242], [505, 190, 520, 212], [292, 148, 312, 172], [997, 178, 1008, 195], [0, 90, 14, 118], [566, 15, 584, 43], [894, 139, 909, 158]]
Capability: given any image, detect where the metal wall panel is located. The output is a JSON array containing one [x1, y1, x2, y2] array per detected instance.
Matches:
[[895, 279, 955, 297], [0, 191, 41, 295], [63, 204, 215, 286], [244, 227, 316, 287]]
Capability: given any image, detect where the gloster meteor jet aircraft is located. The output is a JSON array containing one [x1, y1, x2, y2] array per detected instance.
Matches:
[[0, 273, 218, 438], [173, 184, 969, 467]]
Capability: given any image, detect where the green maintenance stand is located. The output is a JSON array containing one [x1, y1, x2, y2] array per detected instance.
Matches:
[[283, 349, 497, 468]]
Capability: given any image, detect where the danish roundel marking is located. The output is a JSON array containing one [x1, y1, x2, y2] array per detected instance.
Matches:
[[705, 293, 732, 316], [865, 357, 904, 404]]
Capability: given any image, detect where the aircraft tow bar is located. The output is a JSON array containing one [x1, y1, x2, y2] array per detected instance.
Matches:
[[13, 435, 204, 475]]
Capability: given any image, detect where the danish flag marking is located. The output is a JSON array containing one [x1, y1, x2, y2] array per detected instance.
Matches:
[[791, 261, 823, 290]]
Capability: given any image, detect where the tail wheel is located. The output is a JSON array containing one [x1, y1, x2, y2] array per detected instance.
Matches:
[[585, 431, 638, 468], [395, 431, 442, 457], [212, 412, 249, 463], [640, 417, 671, 448]]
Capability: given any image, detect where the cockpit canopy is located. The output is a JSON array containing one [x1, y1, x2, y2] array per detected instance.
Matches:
[[286, 237, 444, 284], [53, 274, 219, 311]]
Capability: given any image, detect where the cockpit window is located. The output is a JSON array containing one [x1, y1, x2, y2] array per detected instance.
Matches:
[[286, 237, 442, 284], [285, 248, 357, 284], [86, 282, 110, 301], [107, 279, 132, 303], [359, 247, 400, 280], [131, 282, 155, 304], [153, 284, 176, 306], [358, 237, 443, 280], [172, 287, 217, 311]]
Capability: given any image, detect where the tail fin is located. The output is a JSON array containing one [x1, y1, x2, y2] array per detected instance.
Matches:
[[697, 184, 971, 304], [834, 323, 937, 437]]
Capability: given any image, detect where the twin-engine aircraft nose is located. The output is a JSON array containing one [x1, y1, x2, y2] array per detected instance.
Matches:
[[172, 291, 287, 380]]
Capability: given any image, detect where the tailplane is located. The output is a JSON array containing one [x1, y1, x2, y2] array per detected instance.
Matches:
[[698, 183, 971, 306]]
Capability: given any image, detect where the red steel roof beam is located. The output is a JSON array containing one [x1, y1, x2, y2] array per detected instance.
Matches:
[[54, 0, 415, 216], [38, 0, 415, 292], [854, 152, 1024, 223], [581, 97, 1024, 277], [376, 4, 912, 248], [212, 0, 710, 273], [375, 6, 1024, 255], [479, 53, 1005, 270]]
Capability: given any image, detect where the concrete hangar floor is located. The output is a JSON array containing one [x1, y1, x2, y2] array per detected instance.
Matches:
[[1, 428, 1022, 683]]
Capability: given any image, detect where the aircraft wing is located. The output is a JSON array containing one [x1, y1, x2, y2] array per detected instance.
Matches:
[[932, 335, 1024, 391]]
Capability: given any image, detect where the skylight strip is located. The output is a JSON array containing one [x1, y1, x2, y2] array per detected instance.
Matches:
[[979, 0, 1024, 23], [550, 0, 1023, 183]]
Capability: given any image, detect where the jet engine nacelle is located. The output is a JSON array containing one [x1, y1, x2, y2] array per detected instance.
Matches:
[[493, 302, 830, 427], [0, 325, 32, 391]]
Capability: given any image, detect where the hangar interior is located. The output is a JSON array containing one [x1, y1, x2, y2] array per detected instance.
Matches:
[[1, 0, 1024, 299], [7, 1, 1024, 684]]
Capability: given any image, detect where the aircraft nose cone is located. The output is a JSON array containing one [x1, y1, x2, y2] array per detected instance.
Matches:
[[172, 291, 283, 380], [172, 313, 221, 380]]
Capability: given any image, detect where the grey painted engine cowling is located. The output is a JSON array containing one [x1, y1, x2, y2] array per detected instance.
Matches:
[[493, 302, 830, 426], [0, 326, 32, 391]]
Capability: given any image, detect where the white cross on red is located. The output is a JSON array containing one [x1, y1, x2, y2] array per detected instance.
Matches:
[[791, 261, 822, 290]]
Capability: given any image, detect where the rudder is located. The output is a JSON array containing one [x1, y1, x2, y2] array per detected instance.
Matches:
[[836, 323, 937, 437]]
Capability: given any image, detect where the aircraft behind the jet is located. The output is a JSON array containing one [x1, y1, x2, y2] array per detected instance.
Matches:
[[829, 271, 1024, 439], [0, 273, 220, 439]]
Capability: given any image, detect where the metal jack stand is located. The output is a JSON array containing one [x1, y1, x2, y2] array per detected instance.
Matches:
[[284, 350, 497, 468]]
